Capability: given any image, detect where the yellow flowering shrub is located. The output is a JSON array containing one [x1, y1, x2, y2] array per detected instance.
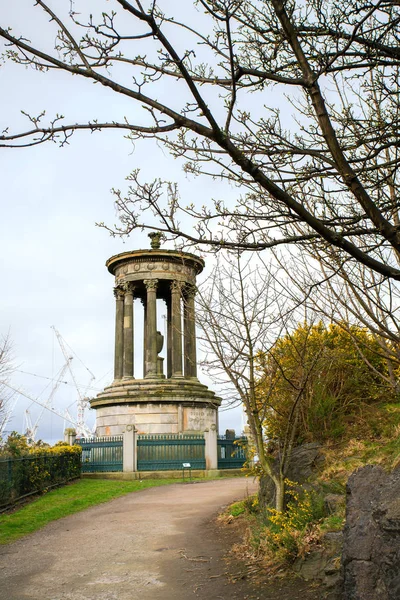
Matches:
[[262, 480, 324, 563], [0, 444, 82, 506]]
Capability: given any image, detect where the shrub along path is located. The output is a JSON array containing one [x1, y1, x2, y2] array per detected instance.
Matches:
[[0, 478, 322, 600]]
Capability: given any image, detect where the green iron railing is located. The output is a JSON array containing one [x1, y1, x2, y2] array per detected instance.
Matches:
[[137, 434, 206, 471], [217, 436, 247, 469], [77, 433, 246, 473], [77, 436, 123, 472]]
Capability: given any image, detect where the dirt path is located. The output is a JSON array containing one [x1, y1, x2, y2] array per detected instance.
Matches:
[[0, 478, 322, 600]]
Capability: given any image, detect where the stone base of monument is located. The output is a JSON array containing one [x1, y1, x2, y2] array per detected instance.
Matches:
[[91, 378, 221, 436]]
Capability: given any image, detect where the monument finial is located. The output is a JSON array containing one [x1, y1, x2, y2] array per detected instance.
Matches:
[[148, 231, 163, 249]]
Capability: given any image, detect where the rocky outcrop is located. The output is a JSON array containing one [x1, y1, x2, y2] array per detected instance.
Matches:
[[342, 464, 400, 600], [258, 442, 324, 510], [293, 531, 343, 598]]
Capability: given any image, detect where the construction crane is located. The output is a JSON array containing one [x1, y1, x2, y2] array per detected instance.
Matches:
[[2, 328, 96, 441], [3, 381, 93, 438], [51, 326, 96, 438], [23, 359, 72, 442]]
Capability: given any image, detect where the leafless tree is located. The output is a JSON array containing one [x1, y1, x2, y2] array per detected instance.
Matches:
[[2, 2, 400, 278], [196, 252, 321, 511], [0, 334, 15, 437]]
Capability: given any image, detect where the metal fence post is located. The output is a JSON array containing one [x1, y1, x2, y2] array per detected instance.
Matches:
[[123, 425, 137, 472], [204, 425, 218, 470]]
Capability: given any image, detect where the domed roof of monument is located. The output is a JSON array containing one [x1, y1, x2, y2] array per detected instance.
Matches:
[[106, 232, 205, 275]]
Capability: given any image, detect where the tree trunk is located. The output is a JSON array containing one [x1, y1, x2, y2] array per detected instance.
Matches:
[[274, 475, 285, 512]]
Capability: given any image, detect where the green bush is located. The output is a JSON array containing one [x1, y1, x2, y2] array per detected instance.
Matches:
[[257, 322, 399, 444], [0, 445, 81, 507]]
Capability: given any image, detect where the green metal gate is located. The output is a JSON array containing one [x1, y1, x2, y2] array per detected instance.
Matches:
[[137, 434, 206, 471], [217, 436, 247, 469], [77, 436, 123, 472]]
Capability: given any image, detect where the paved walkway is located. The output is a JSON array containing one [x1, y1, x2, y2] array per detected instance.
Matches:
[[0, 478, 324, 600], [0, 478, 258, 600]]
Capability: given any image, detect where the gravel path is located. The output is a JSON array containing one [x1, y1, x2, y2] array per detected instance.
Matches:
[[0, 478, 322, 600]]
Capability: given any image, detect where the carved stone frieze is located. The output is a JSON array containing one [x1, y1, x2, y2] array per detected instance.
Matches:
[[115, 260, 196, 278]]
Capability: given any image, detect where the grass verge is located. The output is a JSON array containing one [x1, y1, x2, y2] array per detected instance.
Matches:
[[0, 477, 184, 545]]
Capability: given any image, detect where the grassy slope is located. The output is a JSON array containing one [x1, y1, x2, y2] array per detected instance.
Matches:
[[224, 403, 400, 568], [0, 478, 182, 545]]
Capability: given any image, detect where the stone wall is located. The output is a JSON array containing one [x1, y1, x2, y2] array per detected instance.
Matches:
[[342, 464, 400, 600]]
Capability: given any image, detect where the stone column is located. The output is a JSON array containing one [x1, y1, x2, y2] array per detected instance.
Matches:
[[141, 298, 148, 378], [123, 425, 137, 472], [64, 428, 77, 445], [144, 279, 158, 378], [171, 280, 183, 377], [204, 425, 218, 470], [123, 282, 134, 379], [184, 284, 197, 379], [166, 297, 172, 379], [113, 286, 124, 380]]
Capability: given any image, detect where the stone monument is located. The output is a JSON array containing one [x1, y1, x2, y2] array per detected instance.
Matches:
[[91, 234, 221, 435]]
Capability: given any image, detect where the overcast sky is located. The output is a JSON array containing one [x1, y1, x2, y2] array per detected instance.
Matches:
[[0, 1, 246, 443]]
